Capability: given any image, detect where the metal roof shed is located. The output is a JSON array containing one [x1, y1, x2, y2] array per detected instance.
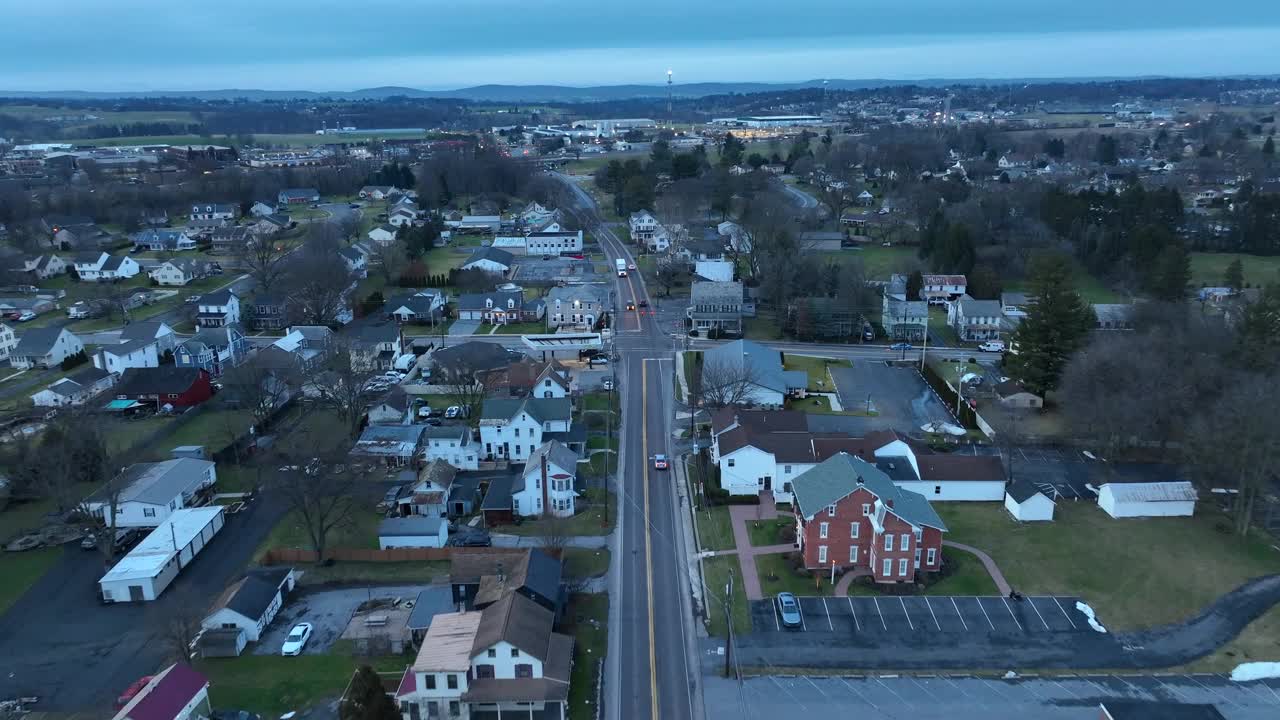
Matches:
[[1098, 481, 1197, 519], [99, 506, 225, 603]]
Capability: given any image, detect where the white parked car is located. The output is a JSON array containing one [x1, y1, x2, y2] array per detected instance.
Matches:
[[444, 405, 461, 419], [281, 622, 313, 656], [978, 341, 1006, 353], [418, 405, 435, 418]]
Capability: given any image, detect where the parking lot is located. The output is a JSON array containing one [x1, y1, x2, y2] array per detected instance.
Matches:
[[964, 445, 1182, 501], [254, 584, 443, 655], [702, 670, 1280, 720], [751, 594, 1093, 636], [830, 362, 954, 432], [509, 257, 598, 283]]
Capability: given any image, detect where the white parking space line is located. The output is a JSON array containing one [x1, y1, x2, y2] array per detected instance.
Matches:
[[823, 597, 833, 631], [1184, 675, 1240, 707], [976, 597, 996, 629], [875, 677, 912, 706], [909, 676, 940, 702], [873, 597, 887, 630], [1028, 597, 1052, 630], [899, 596, 915, 630], [1018, 448, 1029, 461], [773, 599, 781, 631], [1052, 597, 1078, 629], [1001, 597, 1024, 630], [838, 677, 880, 712], [942, 676, 984, 709], [799, 603, 808, 632], [923, 596, 942, 630], [847, 597, 861, 631], [951, 597, 969, 630]]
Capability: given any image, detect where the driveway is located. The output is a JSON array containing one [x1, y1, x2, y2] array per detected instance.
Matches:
[[830, 362, 954, 433], [254, 584, 441, 656], [449, 319, 481, 336], [0, 493, 287, 710]]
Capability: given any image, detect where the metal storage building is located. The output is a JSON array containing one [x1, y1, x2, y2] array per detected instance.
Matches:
[[99, 506, 225, 602]]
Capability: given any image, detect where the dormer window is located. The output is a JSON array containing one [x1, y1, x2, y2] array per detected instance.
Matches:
[[485, 299, 493, 309]]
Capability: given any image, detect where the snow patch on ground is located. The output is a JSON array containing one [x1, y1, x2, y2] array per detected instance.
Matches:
[[1231, 662, 1280, 682], [1076, 600, 1108, 633]]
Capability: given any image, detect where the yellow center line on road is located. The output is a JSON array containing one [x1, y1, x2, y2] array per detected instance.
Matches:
[[642, 360, 659, 718]]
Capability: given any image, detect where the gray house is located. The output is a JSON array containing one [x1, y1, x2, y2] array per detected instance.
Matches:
[[688, 280, 745, 335], [880, 274, 927, 342], [545, 284, 611, 329], [947, 295, 1004, 341]]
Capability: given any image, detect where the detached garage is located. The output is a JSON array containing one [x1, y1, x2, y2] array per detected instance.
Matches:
[[1004, 478, 1055, 522], [378, 515, 448, 549], [99, 506, 225, 603], [1098, 481, 1197, 519]]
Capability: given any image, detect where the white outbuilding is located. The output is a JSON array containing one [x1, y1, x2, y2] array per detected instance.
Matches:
[[378, 515, 448, 549], [98, 506, 225, 603], [1097, 481, 1197, 519], [1004, 478, 1055, 522]]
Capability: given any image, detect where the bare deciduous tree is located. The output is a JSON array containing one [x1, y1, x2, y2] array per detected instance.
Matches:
[[697, 356, 764, 409], [435, 355, 499, 419], [305, 338, 379, 439], [284, 249, 354, 326], [367, 239, 407, 285], [239, 232, 296, 294], [271, 422, 360, 561]]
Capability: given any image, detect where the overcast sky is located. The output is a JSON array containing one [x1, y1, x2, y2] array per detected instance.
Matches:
[[1, 1, 1277, 91]]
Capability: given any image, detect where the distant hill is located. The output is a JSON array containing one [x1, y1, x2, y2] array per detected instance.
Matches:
[[1, 76, 1271, 103]]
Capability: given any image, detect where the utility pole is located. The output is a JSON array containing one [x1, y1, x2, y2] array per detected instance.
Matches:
[[666, 69, 674, 129], [955, 364, 964, 415]]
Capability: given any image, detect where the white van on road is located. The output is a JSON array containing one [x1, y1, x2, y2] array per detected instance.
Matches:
[[978, 340, 1006, 353]]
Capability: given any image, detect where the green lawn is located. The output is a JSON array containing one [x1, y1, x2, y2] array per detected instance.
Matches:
[[782, 354, 850, 391], [746, 518, 793, 548], [562, 547, 611, 578], [935, 502, 1280, 629], [816, 246, 918, 278], [154, 408, 257, 458], [214, 465, 262, 494], [101, 415, 171, 454], [680, 351, 700, 403], [694, 505, 736, 553], [742, 316, 784, 340], [1004, 258, 1125, 304], [585, 436, 618, 452], [703, 556, 752, 637], [563, 593, 609, 720], [1189, 252, 1280, 288], [927, 306, 962, 346], [756, 552, 836, 597], [293, 560, 451, 587], [493, 321, 547, 335], [198, 654, 406, 715], [580, 392, 616, 413], [925, 548, 1000, 596], [500, 491, 615, 536], [258, 508, 384, 556]]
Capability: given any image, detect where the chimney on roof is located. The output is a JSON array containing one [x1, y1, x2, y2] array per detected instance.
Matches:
[[856, 474, 863, 485]]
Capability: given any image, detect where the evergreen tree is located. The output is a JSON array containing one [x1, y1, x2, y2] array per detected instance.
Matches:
[[339, 665, 400, 720], [1224, 258, 1245, 291], [1147, 241, 1191, 302], [720, 132, 746, 166], [1237, 283, 1280, 370], [1006, 254, 1097, 396], [1264, 136, 1276, 156], [905, 270, 924, 301], [1096, 136, 1118, 165], [649, 140, 673, 176]]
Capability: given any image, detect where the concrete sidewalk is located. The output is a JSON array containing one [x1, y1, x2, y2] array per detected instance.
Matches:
[[490, 534, 611, 549]]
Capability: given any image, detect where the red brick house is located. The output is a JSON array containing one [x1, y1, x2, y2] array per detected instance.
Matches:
[[112, 366, 213, 409], [791, 452, 947, 583]]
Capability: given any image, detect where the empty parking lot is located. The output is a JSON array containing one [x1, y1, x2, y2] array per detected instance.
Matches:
[[752, 594, 1092, 636], [830, 362, 954, 432]]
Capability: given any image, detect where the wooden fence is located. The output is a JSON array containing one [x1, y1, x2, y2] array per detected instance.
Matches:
[[260, 545, 548, 565]]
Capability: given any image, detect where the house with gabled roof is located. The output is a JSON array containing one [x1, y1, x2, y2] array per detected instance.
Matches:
[[512, 440, 579, 518], [31, 366, 116, 407], [83, 458, 217, 528], [423, 425, 480, 471], [73, 251, 140, 282], [791, 452, 947, 581], [479, 397, 573, 462], [20, 253, 67, 280], [701, 339, 807, 407], [488, 358, 571, 399], [131, 229, 196, 253], [460, 247, 514, 275], [947, 294, 1004, 341], [546, 284, 610, 329], [456, 288, 543, 325], [10, 326, 83, 369], [109, 662, 210, 720], [194, 288, 240, 328], [149, 258, 213, 287], [201, 567, 296, 646], [277, 188, 319, 205]]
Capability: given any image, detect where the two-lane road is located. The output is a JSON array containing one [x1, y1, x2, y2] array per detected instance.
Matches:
[[554, 171, 699, 720]]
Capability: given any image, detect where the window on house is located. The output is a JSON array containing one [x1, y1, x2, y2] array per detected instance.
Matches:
[[900, 534, 909, 551], [727, 459, 735, 467], [487, 648, 496, 658], [446, 674, 458, 689], [448, 701, 460, 717], [424, 675, 437, 689], [818, 522, 828, 539], [883, 534, 893, 551], [850, 523, 859, 539], [934, 485, 942, 495], [817, 545, 828, 564], [882, 559, 892, 576], [913, 529, 922, 542], [515, 664, 533, 678], [511, 648, 520, 657], [827, 504, 836, 517], [861, 503, 870, 516], [899, 558, 909, 576], [849, 546, 858, 563], [927, 547, 937, 565]]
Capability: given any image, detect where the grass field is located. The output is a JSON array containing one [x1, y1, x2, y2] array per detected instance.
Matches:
[[935, 502, 1280, 630], [294, 560, 449, 587], [564, 593, 609, 720], [1190, 252, 1280, 288], [703, 555, 751, 636], [500, 491, 616, 537], [58, 130, 431, 148], [742, 316, 785, 340], [562, 547, 611, 578], [695, 505, 736, 552], [493, 321, 547, 335], [782, 354, 850, 391], [756, 552, 835, 597], [746, 518, 793, 547], [258, 507, 384, 556], [1004, 258, 1125, 304], [815, 246, 918, 278], [198, 654, 406, 715]]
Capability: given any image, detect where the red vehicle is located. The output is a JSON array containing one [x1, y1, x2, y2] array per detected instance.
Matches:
[[116, 675, 153, 709]]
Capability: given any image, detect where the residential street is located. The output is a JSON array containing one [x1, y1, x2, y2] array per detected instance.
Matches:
[[554, 172, 700, 720]]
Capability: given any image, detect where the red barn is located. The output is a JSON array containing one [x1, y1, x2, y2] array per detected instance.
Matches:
[[791, 452, 946, 583], [112, 366, 213, 409]]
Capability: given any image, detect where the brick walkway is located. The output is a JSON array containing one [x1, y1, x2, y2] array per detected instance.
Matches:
[[728, 499, 792, 600]]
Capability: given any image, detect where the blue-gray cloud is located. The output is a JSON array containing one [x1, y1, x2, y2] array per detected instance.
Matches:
[[0, 1, 1277, 90]]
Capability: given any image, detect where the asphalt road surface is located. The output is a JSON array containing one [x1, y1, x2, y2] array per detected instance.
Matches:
[[554, 172, 699, 720]]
